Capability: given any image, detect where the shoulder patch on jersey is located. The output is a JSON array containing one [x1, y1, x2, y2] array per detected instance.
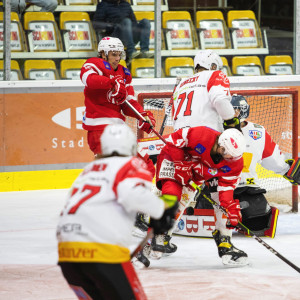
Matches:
[[208, 168, 218, 176], [220, 165, 231, 173], [103, 61, 111, 70], [249, 130, 262, 140], [194, 143, 206, 154], [123, 66, 131, 76]]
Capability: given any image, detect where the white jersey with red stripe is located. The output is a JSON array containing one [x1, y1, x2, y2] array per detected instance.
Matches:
[[172, 70, 234, 132], [57, 156, 164, 263], [80, 57, 144, 131], [240, 121, 290, 187]]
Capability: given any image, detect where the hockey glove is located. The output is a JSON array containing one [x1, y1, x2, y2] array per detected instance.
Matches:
[[173, 161, 193, 185], [149, 194, 178, 234], [223, 117, 241, 132], [283, 158, 300, 185], [138, 111, 156, 134], [107, 75, 127, 105], [225, 199, 242, 228]]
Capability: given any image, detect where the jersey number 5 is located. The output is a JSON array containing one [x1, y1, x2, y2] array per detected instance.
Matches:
[[173, 91, 194, 120], [68, 185, 101, 214]]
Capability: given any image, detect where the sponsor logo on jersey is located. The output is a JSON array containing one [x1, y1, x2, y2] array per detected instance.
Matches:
[[220, 165, 231, 173], [123, 66, 131, 75], [194, 143, 206, 154], [149, 144, 155, 151], [249, 130, 262, 140], [253, 123, 263, 128], [103, 61, 111, 70], [208, 168, 218, 176]]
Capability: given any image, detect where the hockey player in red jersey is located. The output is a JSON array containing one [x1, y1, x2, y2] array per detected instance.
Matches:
[[80, 36, 155, 155], [57, 124, 178, 300]]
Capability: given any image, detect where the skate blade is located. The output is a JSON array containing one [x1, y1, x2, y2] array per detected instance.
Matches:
[[222, 255, 249, 266], [131, 257, 149, 269], [149, 250, 163, 260]]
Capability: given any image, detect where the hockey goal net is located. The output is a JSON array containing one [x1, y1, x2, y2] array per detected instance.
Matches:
[[125, 88, 298, 210]]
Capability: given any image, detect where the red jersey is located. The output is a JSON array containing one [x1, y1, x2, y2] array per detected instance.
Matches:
[[80, 57, 144, 131], [157, 126, 243, 206]]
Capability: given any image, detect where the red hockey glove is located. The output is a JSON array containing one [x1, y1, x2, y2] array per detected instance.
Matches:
[[138, 111, 156, 134], [107, 75, 127, 105], [225, 199, 242, 228], [173, 161, 193, 186]]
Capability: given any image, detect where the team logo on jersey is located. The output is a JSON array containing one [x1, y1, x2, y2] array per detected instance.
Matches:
[[123, 66, 131, 75], [194, 143, 206, 154], [220, 165, 231, 173], [208, 168, 218, 176], [249, 130, 262, 140], [103, 61, 111, 70], [149, 144, 155, 151]]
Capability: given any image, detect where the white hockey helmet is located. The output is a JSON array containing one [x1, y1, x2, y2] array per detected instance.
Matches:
[[218, 128, 245, 160], [101, 124, 137, 156], [98, 36, 126, 60], [194, 49, 223, 71]]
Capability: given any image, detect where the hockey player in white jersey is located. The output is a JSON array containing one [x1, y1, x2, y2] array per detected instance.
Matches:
[[172, 49, 240, 132], [57, 124, 178, 300], [231, 95, 295, 237]]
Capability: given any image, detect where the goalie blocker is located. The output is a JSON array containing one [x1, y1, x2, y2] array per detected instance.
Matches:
[[284, 157, 300, 185]]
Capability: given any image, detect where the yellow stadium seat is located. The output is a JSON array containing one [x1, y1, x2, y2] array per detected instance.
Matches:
[[0, 12, 28, 52], [131, 58, 154, 78], [134, 11, 165, 51], [227, 10, 263, 49], [165, 57, 194, 77], [0, 60, 23, 80], [196, 11, 231, 49], [119, 60, 128, 68], [220, 56, 232, 76], [23, 12, 63, 52], [132, 0, 165, 5], [24, 60, 59, 80], [64, 0, 97, 4], [162, 11, 198, 50], [264, 55, 293, 75], [59, 12, 97, 52], [232, 56, 264, 76], [60, 59, 86, 79]]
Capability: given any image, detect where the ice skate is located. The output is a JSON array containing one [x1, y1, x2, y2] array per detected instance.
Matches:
[[132, 213, 149, 238], [212, 229, 248, 266], [131, 244, 150, 268], [149, 234, 177, 259]]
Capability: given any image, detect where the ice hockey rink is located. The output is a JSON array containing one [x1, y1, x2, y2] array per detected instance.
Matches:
[[1, 189, 300, 300]]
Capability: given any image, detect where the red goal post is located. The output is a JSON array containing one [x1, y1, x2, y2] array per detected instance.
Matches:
[[126, 88, 298, 211]]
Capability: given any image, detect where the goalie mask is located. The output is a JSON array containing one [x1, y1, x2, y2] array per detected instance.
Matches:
[[98, 37, 126, 60], [101, 124, 137, 156], [218, 128, 246, 160], [231, 94, 250, 122], [194, 50, 223, 71]]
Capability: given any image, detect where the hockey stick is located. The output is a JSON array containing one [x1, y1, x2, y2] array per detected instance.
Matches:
[[159, 77, 181, 135], [189, 181, 300, 274], [131, 228, 154, 259], [125, 100, 169, 144]]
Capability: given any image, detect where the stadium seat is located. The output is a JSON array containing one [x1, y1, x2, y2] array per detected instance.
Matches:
[[134, 11, 165, 50], [131, 58, 154, 78], [23, 12, 63, 52], [220, 56, 232, 76], [0, 60, 23, 80], [227, 10, 263, 49], [24, 60, 59, 80], [195, 11, 231, 49], [119, 60, 128, 68], [232, 56, 264, 76], [264, 55, 293, 75], [60, 59, 86, 79], [165, 57, 194, 77], [162, 11, 198, 50], [0, 12, 28, 52], [59, 12, 97, 52], [64, 0, 97, 4]]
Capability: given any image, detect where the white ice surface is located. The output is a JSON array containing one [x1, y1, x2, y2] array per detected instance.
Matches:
[[1, 189, 300, 299]]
